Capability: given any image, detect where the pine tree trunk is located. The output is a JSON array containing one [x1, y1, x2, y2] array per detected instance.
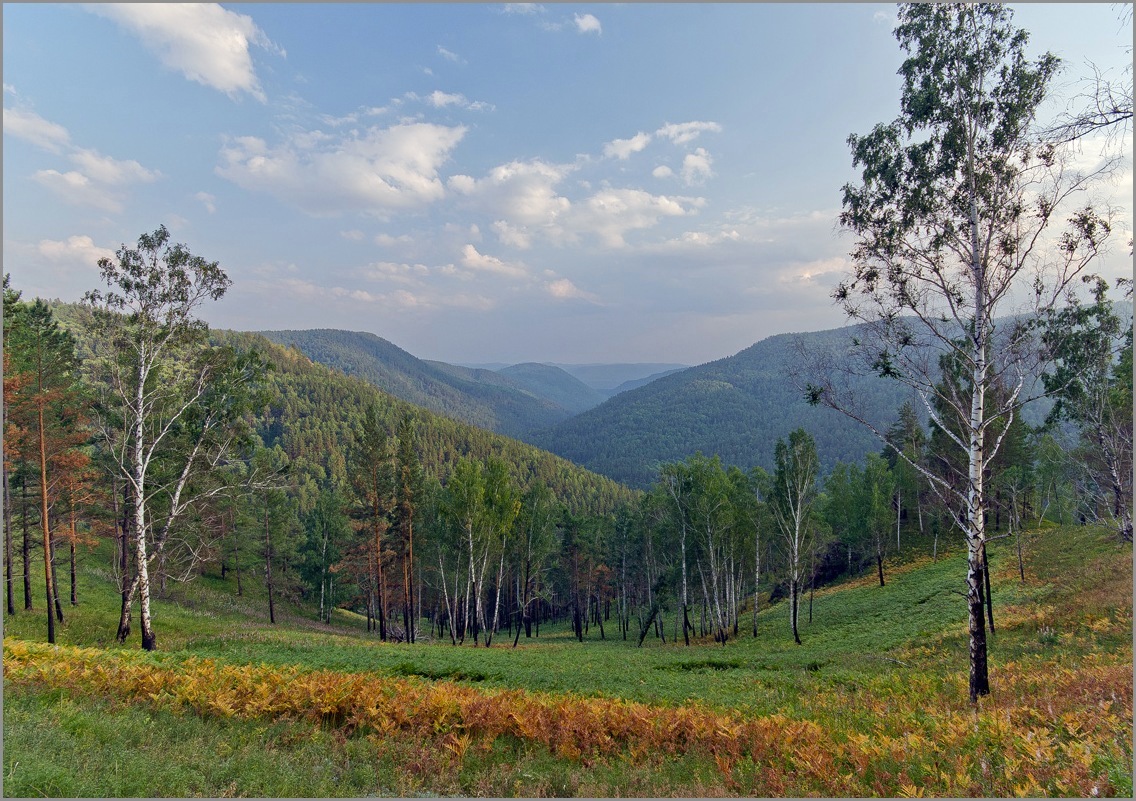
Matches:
[[39, 407, 57, 643], [50, 532, 64, 622], [4, 459, 14, 616], [69, 504, 78, 605], [264, 498, 275, 624], [22, 479, 32, 610]]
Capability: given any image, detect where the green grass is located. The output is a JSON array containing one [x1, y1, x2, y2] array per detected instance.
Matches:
[[4, 522, 1131, 796]]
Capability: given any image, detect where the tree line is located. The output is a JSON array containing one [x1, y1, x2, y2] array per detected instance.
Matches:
[[6, 235, 1126, 660]]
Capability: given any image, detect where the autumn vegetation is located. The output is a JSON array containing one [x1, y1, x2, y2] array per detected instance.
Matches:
[[3, 516, 1130, 797]]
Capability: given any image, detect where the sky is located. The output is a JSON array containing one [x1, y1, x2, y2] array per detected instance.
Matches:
[[3, 3, 1132, 366]]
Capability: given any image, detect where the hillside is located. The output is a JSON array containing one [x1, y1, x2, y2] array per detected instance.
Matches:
[[225, 330, 638, 516], [257, 329, 577, 438], [532, 326, 910, 488], [552, 362, 691, 395], [4, 521, 1130, 797], [495, 362, 608, 413], [44, 302, 638, 517]]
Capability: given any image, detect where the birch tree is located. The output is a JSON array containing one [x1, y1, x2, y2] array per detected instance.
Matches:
[[83, 225, 257, 650], [804, 4, 1114, 701], [766, 429, 818, 646]]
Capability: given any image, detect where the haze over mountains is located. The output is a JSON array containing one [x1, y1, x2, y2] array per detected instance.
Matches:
[[259, 323, 925, 489]]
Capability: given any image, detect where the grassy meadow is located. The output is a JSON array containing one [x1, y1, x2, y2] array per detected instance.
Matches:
[[3, 523, 1131, 797]]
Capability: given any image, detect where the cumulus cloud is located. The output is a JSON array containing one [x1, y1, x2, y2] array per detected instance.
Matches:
[[216, 122, 467, 215], [491, 219, 532, 249], [574, 13, 602, 34], [36, 234, 116, 265], [195, 191, 217, 213], [3, 107, 71, 152], [448, 159, 574, 230], [546, 277, 599, 303], [452, 157, 704, 249], [33, 169, 123, 212], [656, 120, 722, 145], [573, 188, 694, 247], [8, 106, 160, 212], [681, 147, 713, 185], [68, 148, 160, 185], [86, 4, 281, 101], [603, 132, 652, 160], [460, 244, 528, 278], [652, 165, 674, 179]]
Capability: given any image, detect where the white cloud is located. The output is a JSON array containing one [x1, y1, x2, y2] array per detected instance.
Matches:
[[603, 132, 652, 160], [33, 169, 123, 212], [652, 165, 674, 179], [361, 260, 432, 285], [656, 120, 722, 145], [546, 277, 599, 303], [573, 188, 694, 247], [3, 107, 72, 152], [460, 244, 528, 278], [86, 3, 281, 101], [491, 219, 532, 249], [375, 232, 413, 246], [407, 90, 494, 112], [448, 159, 574, 230], [452, 157, 704, 249], [36, 234, 115, 266], [195, 191, 217, 213], [437, 45, 465, 65], [681, 147, 713, 185], [574, 13, 602, 34], [8, 106, 160, 212], [69, 148, 160, 185], [217, 122, 467, 215]]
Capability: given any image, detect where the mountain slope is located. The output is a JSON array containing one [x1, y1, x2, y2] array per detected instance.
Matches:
[[552, 363, 691, 395], [531, 326, 917, 488], [257, 329, 575, 438], [495, 362, 608, 413], [609, 368, 688, 396], [228, 330, 638, 515]]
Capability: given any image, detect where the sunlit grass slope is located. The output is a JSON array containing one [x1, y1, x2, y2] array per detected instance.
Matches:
[[4, 523, 1131, 797]]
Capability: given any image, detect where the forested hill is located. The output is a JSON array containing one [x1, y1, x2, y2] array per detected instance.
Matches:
[[493, 362, 608, 413], [256, 328, 581, 438], [530, 326, 914, 489], [219, 330, 638, 515]]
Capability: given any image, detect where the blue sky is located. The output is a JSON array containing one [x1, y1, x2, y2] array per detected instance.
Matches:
[[4, 3, 1131, 365]]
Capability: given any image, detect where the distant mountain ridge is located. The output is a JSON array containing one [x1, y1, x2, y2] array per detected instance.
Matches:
[[257, 329, 572, 438], [530, 326, 906, 488], [258, 330, 690, 439], [551, 363, 691, 395]]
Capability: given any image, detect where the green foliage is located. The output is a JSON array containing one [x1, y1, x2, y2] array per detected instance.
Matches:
[[537, 327, 913, 489], [257, 329, 583, 437], [217, 328, 636, 518]]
